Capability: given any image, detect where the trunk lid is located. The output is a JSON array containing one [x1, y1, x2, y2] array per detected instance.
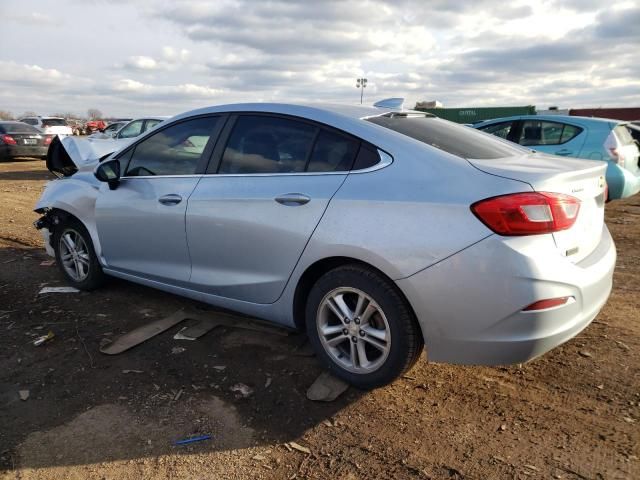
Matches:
[[6, 132, 47, 146], [469, 152, 607, 263]]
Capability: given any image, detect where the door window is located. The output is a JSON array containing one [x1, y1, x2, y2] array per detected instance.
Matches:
[[143, 119, 163, 132], [479, 121, 514, 140], [124, 116, 219, 176], [117, 120, 144, 139], [518, 120, 581, 146], [218, 116, 317, 174], [306, 129, 359, 172]]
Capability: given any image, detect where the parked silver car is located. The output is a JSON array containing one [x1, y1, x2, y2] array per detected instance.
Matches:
[[35, 102, 616, 388]]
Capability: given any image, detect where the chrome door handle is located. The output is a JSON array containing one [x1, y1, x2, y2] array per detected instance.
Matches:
[[158, 194, 183, 205], [275, 193, 311, 206], [555, 149, 572, 156]]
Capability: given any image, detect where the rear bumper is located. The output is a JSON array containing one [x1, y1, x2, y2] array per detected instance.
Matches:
[[606, 162, 640, 199], [397, 226, 616, 365], [0, 145, 48, 158]]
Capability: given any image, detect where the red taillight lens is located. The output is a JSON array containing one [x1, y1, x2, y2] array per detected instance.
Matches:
[[44, 135, 53, 146], [471, 192, 580, 236], [1, 134, 17, 145], [523, 296, 572, 311]]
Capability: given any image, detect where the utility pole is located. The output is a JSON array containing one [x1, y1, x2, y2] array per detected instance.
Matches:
[[356, 78, 367, 104]]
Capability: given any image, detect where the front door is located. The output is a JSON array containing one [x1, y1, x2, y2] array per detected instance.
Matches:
[[95, 115, 223, 284]]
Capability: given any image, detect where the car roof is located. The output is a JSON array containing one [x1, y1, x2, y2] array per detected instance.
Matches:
[[170, 102, 406, 125]]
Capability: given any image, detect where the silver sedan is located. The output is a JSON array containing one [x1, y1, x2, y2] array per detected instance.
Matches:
[[35, 102, 616, 388]]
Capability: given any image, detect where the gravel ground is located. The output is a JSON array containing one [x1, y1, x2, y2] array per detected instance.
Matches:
[[0, 158, 638, 479]]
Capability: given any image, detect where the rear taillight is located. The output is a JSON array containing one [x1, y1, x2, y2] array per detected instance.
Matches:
[[44, 135, 53, 146], [1, 134, 17, 145], [471, 192, 581, 236]]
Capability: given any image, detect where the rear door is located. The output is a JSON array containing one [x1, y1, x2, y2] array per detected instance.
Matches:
[[95, 115, 223, 283], [186, 114, 359, 303]]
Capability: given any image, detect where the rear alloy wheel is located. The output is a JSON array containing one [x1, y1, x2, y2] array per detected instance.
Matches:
[[306, 265, 423, 389], [53, 219, 105, 290]]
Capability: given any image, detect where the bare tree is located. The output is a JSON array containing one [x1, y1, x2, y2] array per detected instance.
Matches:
[[0, 110, 14, 120], [87, 108, 103, 120], [50, 112, 77, 120]]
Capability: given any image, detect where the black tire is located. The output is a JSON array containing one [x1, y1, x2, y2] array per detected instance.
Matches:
[[305, 264, 423, 389], [53, 218, 105, 291]]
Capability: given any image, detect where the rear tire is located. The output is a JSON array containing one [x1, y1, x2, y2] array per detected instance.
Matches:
[[53, 218, 105, 291], [305, 264, 423, 389]]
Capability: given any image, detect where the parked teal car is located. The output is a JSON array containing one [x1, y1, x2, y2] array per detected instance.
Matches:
[[474, 115, 640, 200]]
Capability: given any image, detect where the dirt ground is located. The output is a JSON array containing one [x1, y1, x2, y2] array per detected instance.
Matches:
[[0, 158, 638, 480]]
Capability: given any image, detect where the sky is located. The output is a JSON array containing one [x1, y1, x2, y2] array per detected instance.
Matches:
[[0, 0, 638, 118]]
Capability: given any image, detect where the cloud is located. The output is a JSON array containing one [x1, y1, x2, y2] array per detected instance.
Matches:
[[4, 12, 57, 26], [1, 0, 638, 116]]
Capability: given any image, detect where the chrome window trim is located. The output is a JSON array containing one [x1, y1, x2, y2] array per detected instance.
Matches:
[[119, 149, 393, 180]]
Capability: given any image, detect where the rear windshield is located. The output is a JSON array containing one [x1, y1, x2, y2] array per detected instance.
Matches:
[[367, 114, 526, 159], [42, 118, 67, 127], [0, 123, 41, 134], [614, 125, 634, 145]]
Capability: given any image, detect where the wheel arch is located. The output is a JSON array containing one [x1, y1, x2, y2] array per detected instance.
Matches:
[[291, 256, 420, 335]]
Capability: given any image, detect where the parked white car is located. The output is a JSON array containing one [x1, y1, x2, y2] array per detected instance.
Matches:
[[18, 116, 73, 138]]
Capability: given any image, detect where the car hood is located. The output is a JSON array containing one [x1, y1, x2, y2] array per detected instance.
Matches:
[[46, 135, 124, 177]]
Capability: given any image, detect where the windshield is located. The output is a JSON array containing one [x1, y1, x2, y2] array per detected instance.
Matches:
[[367, 114, 526, 159], [0, 123, 41, 134], [614, 125, 634, 145], [42, 118, 67, 127]]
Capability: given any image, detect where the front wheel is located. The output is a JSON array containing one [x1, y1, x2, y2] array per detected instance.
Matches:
[[305, 265, 423, 389], [53, 219, 105, 290]]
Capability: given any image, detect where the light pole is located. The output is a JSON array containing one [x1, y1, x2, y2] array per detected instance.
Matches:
[[356, 77, 367, 104]]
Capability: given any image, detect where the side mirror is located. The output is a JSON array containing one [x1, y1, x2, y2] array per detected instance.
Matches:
[[95, 159, 121, 190]]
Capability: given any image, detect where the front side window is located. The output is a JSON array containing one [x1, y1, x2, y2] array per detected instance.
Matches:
[[118, 120, 144, 139], [124, 116, 219, 177], [219, 115, 317, 174], [479, 121, 514, 140]]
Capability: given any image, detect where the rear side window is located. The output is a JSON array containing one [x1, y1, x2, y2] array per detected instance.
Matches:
[[479, 121, 514, 139], [368, 114, 525, 159], [614, 125, 634, 145], [42, 118, 67, 127], [219, 115, 317, 174], [21, 118, 37, 125], [124, 116, 220, 176], [518, 120, 581, 146], [307, 129, 359, 172]]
